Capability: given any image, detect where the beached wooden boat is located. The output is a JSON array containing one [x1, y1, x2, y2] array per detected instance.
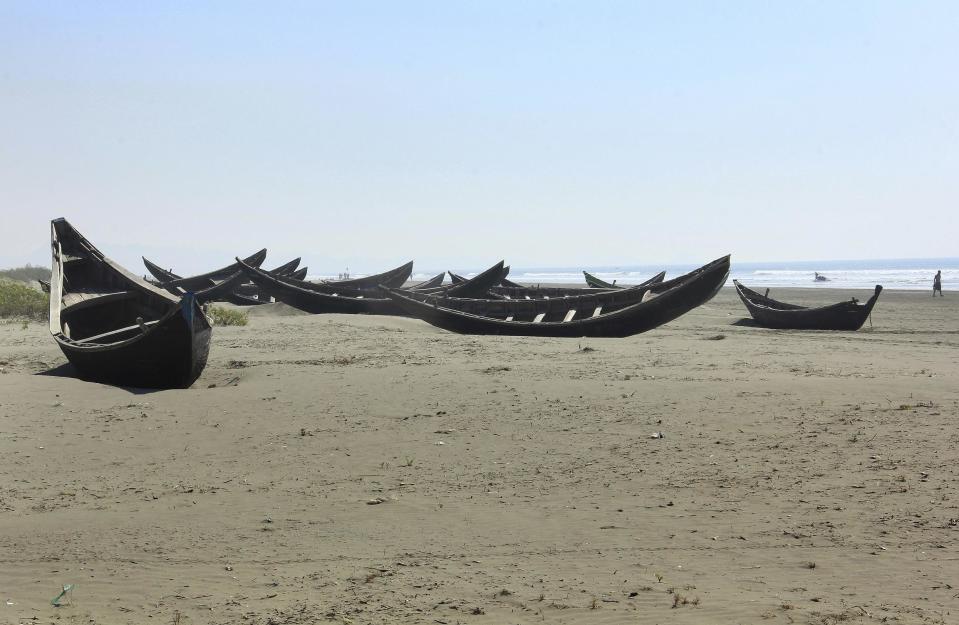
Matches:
[[385, 256, 730, 337], [143, 249, 267, 288], [237, 259, 402, 315], [444, 262, 510, 298], [490, 271, 665, 300], [160, 257, 303, 306], [583, 271, 621, 289], [49, 219, 211, 388], [268, 257, 301, 277], [319, 262, 413, 290], [449, 267, 516, 289], [407, 272, 446, 290], [288, 266, 308, 281], [733, 281, 882, 330]]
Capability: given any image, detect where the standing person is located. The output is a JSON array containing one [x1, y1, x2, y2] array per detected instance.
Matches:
[[933, 270, 942, 296]]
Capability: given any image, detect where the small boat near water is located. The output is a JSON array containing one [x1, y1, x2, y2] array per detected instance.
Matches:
[[734, 281, 882, 330], [583, 271, 621, 289], [49, 219, 211, 388]]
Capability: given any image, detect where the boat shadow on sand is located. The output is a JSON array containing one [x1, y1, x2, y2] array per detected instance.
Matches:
[[36, 363, 166, 395]]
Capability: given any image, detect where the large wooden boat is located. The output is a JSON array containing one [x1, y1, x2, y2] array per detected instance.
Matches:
[[490, 271, 665, 300], [384, 255, 730, 337], [143, 249, 267, 288], [733, 281, 882, 330], [443, 262, 509, 298], [449, 266, 513, 289], [407, 272, 446, 290], [319, 262, 413, 290], [237, 259, 402, 315], [49, 219, 211, 388]]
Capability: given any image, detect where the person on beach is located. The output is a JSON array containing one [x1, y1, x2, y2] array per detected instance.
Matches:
[[933, 270, 942, 296]]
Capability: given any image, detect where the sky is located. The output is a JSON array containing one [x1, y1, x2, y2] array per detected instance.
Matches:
[[1, 1, 956, 274]]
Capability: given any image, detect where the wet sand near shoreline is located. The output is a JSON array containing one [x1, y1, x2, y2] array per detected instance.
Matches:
[[1, 287, 957, 624]]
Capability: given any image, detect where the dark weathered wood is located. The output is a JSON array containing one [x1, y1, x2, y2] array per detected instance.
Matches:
[[143, 249, 267, 288], [385, 256, 730, 337], [318, 262, 413, 290], [237, 259, 404, 315], [492, 271, 665, 300], [733, 280, 882, 330], [50, 219, 211, 388], [407, 272, 446, 291], [583, 271, 620, 289]]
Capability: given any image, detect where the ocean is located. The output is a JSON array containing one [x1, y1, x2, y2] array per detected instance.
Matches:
[[398, 258, 959, 291]]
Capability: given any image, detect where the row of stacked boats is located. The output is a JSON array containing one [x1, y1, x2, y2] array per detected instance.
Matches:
[[48, 218, 880, 389]]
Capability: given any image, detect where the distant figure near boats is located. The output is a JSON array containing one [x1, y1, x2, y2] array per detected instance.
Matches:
[[933, 270, 942, 296], [814, 272, 829, 282]]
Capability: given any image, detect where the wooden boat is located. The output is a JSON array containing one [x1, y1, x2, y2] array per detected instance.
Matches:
[[491, 271, 665, 300], [49, 219, 211, 388], [266, 257, 301, 277], [583, 271, 621, 289], [160, 257, 302, 306], [384, 255, 730, 337], [733, 281, 882, 330], [407, 272, 446, 290], [444, 262, 509, 298], [449, 267, 517, 288], [288, 267, 308, 281], [319, 261, 413, 290], [143, 249, 267, 288], [237, 259, 402, 315], [429, 263, 510, 298]]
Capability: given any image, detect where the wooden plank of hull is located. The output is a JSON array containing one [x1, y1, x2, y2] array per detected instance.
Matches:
[[385, 256, 730, 337], [734, 281, 882, 331], [51, 219, 211, 388]]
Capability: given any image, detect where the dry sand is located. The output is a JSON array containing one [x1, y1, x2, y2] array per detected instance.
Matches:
[[1, 287, 957, 624]]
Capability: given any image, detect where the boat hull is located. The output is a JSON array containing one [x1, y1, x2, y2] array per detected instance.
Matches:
[[387, 256, 729, 337], [55, 296, 211, 388], [734, 281, 882, 330]]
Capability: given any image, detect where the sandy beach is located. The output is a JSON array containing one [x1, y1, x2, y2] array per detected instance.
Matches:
[[1, 286, 957, 624]]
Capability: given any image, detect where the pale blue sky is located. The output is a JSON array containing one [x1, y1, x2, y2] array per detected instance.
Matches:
[[1, 1, 956, 274]]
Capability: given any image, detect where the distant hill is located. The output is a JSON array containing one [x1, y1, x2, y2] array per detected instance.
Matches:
[[0, 264, 51, 283]]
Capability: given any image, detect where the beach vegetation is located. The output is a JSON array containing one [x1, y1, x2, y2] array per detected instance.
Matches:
[[207, 306, 248, 327], [0, 279, 48, 321], [671, 593, 698, 608], [0, 264, 50, 283]]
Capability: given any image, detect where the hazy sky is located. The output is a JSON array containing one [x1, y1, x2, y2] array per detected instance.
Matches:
[[2, 1, 956, 274]]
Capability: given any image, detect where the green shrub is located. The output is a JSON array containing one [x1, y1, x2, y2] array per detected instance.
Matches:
[[207, 306, 248, 327], [0, 279, 48, 321], [0, 264, 51, 283]]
